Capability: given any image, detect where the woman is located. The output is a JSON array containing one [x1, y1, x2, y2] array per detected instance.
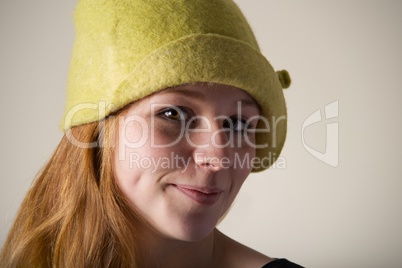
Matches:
[[0, 0, 301, 267]]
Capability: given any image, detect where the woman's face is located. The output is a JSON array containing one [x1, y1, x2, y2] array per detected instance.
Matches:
[[114, 83, 260, 241]]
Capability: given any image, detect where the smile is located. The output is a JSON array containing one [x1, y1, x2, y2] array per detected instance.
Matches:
[[173, 184, 223, 206]]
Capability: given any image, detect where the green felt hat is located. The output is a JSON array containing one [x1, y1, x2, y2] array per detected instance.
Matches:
[[61, 0, 291, 172]]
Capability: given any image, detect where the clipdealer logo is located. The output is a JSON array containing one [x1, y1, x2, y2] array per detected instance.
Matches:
[[302, 100, 339, 167]]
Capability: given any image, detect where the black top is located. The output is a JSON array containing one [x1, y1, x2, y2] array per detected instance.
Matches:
[[261, 258, 304, 268]]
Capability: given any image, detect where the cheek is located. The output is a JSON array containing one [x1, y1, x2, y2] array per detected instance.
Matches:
[[113, 151, 142, 198], [123, 118, 187, 150], [235, 143, 257, 174], [151, 120, 187, 147], [113, 152, 161, 219], [114, 122, 151, 206], [113, 119, 188, 201], [222, 147, 255, 207], [231, 163, 251, 192]]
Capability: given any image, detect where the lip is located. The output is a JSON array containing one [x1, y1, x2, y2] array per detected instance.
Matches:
[[173, 184, 223, 206]]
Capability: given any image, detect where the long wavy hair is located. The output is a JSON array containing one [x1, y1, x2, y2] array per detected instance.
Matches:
[[0, 111, 143, 267]]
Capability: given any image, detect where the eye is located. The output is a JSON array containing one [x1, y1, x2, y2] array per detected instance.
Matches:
[[164, 108, 182, 120], [159, 106, 192, 122], [223, 117, 252, 133], [233, 119, 247, 131]]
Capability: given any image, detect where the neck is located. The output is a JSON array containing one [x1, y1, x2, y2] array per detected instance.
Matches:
[[138, 227, 219, 268]]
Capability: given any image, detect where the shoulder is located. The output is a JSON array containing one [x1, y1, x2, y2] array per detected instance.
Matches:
[[261, 259, 305, 268], [213, 229, 274, 268]]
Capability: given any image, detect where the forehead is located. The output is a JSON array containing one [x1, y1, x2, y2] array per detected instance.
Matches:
[[152, 83, 260, 108], [123, 83, 261, 115]]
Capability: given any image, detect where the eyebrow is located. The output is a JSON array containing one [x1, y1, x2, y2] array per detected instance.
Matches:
[[161, 87, 261, 110], [164, 87, 206, 101], [237, 98, 260, 109]]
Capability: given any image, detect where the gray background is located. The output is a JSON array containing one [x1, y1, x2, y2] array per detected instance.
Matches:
[[1, 1, 402, 267]]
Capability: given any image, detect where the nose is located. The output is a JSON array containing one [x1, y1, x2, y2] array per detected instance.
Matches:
[[189, 122, 233, 171]]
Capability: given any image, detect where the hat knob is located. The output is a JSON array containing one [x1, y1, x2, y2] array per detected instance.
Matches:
[[276, 70, 291, 89]]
